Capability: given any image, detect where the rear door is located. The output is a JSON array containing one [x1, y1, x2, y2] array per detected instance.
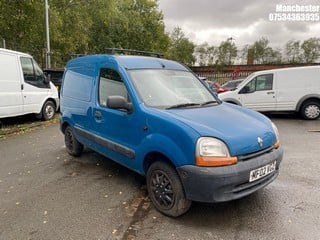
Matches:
[[239, 73, 276, 111]]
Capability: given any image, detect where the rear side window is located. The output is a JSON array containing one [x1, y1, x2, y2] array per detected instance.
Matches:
[[20, 57, 47, 88], [99, 68, 129, 107], [63, 70, 92, 102]]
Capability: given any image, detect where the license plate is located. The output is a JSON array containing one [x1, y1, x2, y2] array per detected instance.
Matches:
[[249, 161, 276, 182]]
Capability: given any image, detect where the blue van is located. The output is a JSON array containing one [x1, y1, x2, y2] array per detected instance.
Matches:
[[60, 51, 283, 217]]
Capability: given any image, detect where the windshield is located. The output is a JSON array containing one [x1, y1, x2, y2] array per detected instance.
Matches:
[[129, 69, 219, 109]]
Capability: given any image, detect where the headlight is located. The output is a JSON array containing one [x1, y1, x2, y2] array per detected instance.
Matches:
[[271, 122, 280, 149], [195, 137, 237, 167]]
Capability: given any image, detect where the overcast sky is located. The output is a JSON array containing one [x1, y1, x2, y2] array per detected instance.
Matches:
[[158, 0, 320, 49]]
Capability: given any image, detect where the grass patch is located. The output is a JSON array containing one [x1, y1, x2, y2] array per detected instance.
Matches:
[[0, 114, 59, 139]]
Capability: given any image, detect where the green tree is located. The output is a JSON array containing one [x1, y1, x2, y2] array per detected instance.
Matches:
[[250, 37, 281, 64], [88, 0, 169, 55], [251, 37, 270, 64], [0, 0, 170, 67], [0, 1, 45, 64], [285, 40, 302, 63], [217, 40, 237, 65], [167, 27, 195, 65], [49, 0, 93, 67], [239, 45, 250, 64], [300, 37, 320, 63], [194, 43, 216, 66]]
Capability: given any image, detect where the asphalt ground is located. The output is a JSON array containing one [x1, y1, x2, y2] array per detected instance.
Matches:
[[0, 114, 319, 240]]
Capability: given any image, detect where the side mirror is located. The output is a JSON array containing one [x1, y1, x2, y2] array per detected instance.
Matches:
[[107, 96, 133, 113], [43, 73, 51, 84]]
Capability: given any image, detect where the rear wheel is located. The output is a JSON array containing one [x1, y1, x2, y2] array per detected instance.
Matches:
[[300, 101, 320, 120], [64, 126, 83, 157], [146, 161, 191, 217]]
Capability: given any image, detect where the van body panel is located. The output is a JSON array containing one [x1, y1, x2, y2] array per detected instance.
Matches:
[[0, 51, 24, 116]]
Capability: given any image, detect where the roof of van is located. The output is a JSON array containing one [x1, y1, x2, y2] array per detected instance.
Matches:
[[0, 48, 32, 57], [252, 65, 320, 75], [66, 54, 188, 71]]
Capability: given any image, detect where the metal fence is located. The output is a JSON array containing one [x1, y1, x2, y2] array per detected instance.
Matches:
[[190, 63, 320, 85]]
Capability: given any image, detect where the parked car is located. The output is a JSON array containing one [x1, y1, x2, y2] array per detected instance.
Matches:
[[219, 66, 320, 120], [221, 78, 244, 91], [60, 50, 283, 217], [0, 48, 59, 120], [200, 77, 227, 94], [213, 82, 228, 93], [43, 68, 64, 96]]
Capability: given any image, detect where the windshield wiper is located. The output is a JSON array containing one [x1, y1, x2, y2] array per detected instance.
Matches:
[[201, 100, 218, 106], [166, 103, 200, 109]]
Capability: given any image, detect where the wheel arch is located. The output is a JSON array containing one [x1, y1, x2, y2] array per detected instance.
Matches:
[[60, 121, 70, 134], [143, 151, 176, 174], [296, 94, 320, 112], [39, 97, 58, 114]]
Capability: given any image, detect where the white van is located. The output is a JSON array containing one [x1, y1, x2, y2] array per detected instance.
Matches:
[[0, 48, 59, 120], [219, 66, 320, 120]]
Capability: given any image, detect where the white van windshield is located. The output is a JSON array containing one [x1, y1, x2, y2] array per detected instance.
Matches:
[[129, 69, 219, 109]]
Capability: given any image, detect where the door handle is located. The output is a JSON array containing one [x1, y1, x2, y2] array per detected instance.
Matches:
[[267, 91, 274, 94], [94, 111, 102, 120], [21, 84, 24, 90]]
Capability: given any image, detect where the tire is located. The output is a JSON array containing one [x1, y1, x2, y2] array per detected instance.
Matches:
[[64, 126, 83, 157], [146, 161, 191, 217], [42, 100, 56, 120], [300, 101, 320, 120]]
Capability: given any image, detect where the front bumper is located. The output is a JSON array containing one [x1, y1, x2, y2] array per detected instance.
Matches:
[[176, 147, 283, 203]]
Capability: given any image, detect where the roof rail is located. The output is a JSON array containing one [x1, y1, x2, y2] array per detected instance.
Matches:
[[105, 48, 163, 58], [70, 54, 87, 58]]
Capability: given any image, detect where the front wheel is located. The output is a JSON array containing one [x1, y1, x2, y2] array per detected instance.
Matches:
[[300, 101, 320, 120], [64, 126, 83, 157], [42, 100, 56, 120], [146, 161, 191, 217]]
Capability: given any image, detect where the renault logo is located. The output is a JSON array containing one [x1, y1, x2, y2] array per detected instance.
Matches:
[[257, 137, 263, 147]]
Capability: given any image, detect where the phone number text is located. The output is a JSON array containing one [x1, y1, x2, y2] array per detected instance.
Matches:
[[269, 13, 320, 21]]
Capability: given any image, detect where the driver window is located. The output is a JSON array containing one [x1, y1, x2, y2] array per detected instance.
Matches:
[[99, 68, 130, 107], [244, 73, 273, 92], [246, 79, 256, 92], [20, 57, 47, 88], [256, 74, 273, 91]]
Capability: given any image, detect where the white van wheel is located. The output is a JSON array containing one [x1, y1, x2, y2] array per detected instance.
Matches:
[[42, 101, 56, 120], [300, 101, 320, 120]]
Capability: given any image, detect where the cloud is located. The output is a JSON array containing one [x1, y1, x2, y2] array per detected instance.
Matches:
[[158, 0, 320, 47]]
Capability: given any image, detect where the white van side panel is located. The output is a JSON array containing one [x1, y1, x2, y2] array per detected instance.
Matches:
[[275, 67, 320, 111], [0, 52, 24, 117]]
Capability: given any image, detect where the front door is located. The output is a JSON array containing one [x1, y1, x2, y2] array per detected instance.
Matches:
[[91, 67, 146, 171], [239, 73, 276, 111], [20, 57, 49, 114]]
